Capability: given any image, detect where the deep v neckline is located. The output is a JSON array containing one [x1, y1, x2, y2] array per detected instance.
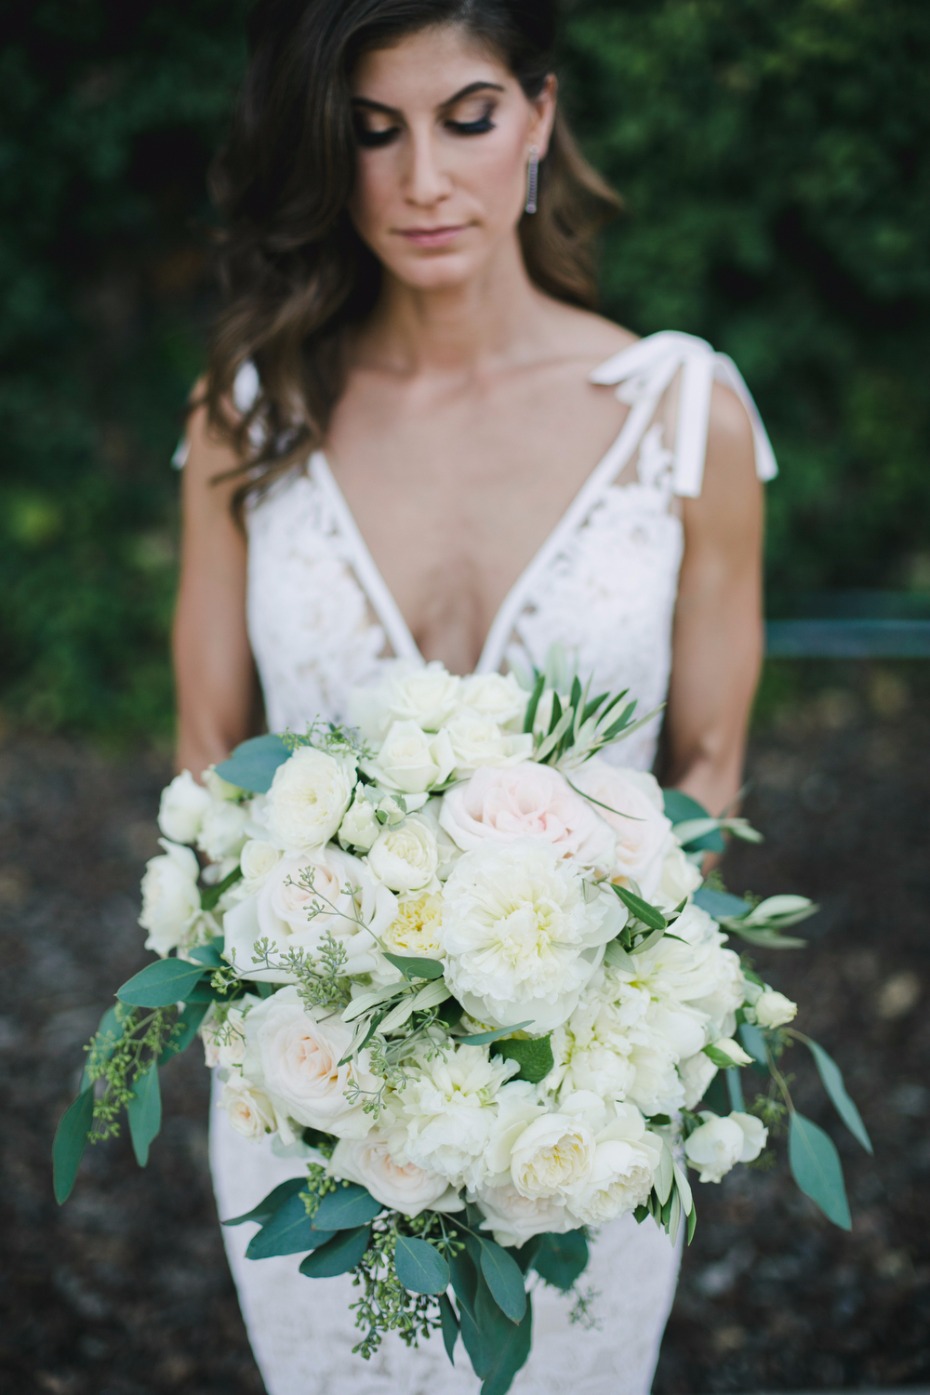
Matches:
[[311, 332, 673, 675]]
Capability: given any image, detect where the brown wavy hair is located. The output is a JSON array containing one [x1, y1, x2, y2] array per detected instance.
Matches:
[[193, 0, 623, 514]]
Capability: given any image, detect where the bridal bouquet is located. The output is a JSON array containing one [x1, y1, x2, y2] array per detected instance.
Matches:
[[54, 658, 870, 1394]]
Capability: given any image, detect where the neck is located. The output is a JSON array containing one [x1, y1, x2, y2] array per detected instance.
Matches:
[[356, 235, 548, 381]]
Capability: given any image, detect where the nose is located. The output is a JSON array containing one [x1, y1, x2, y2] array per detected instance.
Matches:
[[402, 128, 451, 208]]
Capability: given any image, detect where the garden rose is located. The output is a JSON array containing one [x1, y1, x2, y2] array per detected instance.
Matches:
[[684, 1110, 768, 1183], [157, 770, 211, 846], [263, 746, 356, 851], [139, 838, 202, 956], [329, 1134, 462, 1217]]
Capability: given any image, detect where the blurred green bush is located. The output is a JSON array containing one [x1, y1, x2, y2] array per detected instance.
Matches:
[[3, 0, 928, 742]]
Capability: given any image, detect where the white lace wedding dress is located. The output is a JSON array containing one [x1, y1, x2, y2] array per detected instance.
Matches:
[[183, 328, 777, 1394]]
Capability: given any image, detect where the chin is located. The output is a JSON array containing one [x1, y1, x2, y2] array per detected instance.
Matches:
[[386, 248, 483, 291]]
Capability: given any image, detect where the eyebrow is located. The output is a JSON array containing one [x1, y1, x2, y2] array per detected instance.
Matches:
[[351, 80, 505, 117]]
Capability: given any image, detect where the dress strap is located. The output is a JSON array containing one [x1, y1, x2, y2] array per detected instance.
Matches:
[[589, 330, 778, 498]]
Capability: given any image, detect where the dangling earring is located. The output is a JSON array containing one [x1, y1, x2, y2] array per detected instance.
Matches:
[[524, 145, 539, 215]]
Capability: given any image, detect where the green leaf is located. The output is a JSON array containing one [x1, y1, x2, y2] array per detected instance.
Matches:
[[223, 1177, 307, 1227], [381, 952, 446, 981], [214, 733, 290, 793], [449, 1248, 478, 1320], [788, 1112, 852, 1230], [531, 1230, 589, 1290], [246, 1193, 319, 1258], [803, 1038, 873, 1154], [438, 1292, 459, 1364], [725, 1066, 746, 1112], [117, 958, 207, 1007], [491, 1035, 554, 1085], [313, 1183, 383, 1230], [298, 1225, 370, 1277], [394, 1235, 451, 1295], [159, 1000, 210, 1063], [476, 1282, 533, 1395], [187, 940, 226, 966], [737, 1022, 769, 1066], [201, 867, 243, 911], [455, 1021, 533, 1046], [611, 883, 667, 931], [662, 788, 725, 852], [693, 886, 752, 920], [52, 1087, 94, 1204], [479, 1240, 527, 1323], [126, 1063, 162, 1167], [522, 670, 545, 734]]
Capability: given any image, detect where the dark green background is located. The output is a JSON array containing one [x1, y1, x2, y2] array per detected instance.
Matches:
[[3, 0, 927, 740]]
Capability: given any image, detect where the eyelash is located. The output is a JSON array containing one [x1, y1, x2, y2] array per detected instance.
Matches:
[[354, 108, 497, 148]]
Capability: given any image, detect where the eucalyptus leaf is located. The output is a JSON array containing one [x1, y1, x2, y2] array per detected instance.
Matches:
[[449, 1248, 478, 1321], [693, 887, 752, 920], [725, 1066, 746, 1112], [394, 1235, 451, 1295], [788, 1111, 852, 1230], [126, 1063, 162, 1167], [52, 1087, 94, 1204], [298, 1225, 370, 1277], [314, 1183, 383, 1231], [531, 1230, 588, 1291], [117, 958, 208, 1007], [455, 1021, 533, 1046], [159, 1000, 210, 1063], [737, 1022, 769, 1066], [223, 1176, 307, 1227], [476, 1280, 533, 1395], [381, 952, 445, 981], [803, 1037, 873, 1154], [246, 1193, 318, 1258], [214, 733, 290, 793], [479, 1239, 527, 1323], [438, 1292, 459, 1364]]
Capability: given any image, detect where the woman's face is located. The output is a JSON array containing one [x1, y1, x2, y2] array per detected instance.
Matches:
[[346, 24, 556, 291]]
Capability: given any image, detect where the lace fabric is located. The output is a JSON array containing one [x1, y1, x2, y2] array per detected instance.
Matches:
[[187, 328, 778, 1394]]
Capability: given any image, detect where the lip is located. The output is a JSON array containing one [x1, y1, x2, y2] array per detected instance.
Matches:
[[396, 224, 468, 247]]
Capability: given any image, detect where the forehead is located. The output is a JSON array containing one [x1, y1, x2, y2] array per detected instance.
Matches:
[[350, 23, 512, 101]]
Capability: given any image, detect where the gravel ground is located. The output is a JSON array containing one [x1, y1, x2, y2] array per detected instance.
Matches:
[[1, 661, 927, 1395]]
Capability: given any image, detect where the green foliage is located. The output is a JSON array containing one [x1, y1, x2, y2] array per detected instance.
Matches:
[[6, 1, 929, 741], [788, 1110, 852, 1229], [490, 1034, 555, 1085]]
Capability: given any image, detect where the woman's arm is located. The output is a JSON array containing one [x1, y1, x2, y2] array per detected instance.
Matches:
[[172, 378, 262, 778], [659, 378, 766, 843]]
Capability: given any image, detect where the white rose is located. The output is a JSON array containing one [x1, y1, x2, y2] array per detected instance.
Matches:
[[753, 990, 798, 1030], [571, 759, 675, 900], [203, 767, 244, 802], [349, 659, 462, 739], [569, 1105, 663, 1224], [263, 746, 356, 851], [439, 839, 623, 1033], [225, 845, 395, 980], [364, 720, 455, 794], [439, 763, 615, 869], [197, 798, 250, 861], [338, 788, 380, 852], [157, 770, 211, 845], [329, 1134, 463, 1217], [444, 709, 533, 775], [242, 987, 377, 1142], [471, 1179, 576, 1249], [509, 1112, 597, 1200], [655, 843, 703, 908], [220, 1077, 279, 1140], [367, 816, 439, 894], [679, 1051, 718, 1110], [139, 838, 202, 956], [201, 1002, 249, 1069], [240, 838, 282, 888], [458, 672, 528, 729], [684, 1110, 768, 1183]]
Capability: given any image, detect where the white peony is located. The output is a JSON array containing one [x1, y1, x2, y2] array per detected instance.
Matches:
[[439, 763, 615, 870], [753, 989, 798, 1030], [684, 1110, 768, 1183], [363, 720, 456, 795], [569, 1105, 664, 1224], [220, 1077, 279, 1140], [571, 759, 677, 900], [157, 770, 211, 845], [224, 845, 395, 981], [548, 992, 636, 1103], [439, 839, 624, 1033], [242, 987, 376, 1142], [367, 815, 439, 894], [139, 838, 202, 956], [458, 672, 528, 729], [329, 1134, 463, 1217], [262, 746, 356, 851], [391, 1041, 519, 1190]]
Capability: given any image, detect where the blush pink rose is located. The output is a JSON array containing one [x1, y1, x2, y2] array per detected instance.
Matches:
[[438, 763, 615, 868]]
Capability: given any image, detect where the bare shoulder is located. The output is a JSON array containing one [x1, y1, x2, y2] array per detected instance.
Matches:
[[683, 376, 762, 551], [532, 298, 644, 370], [179, 374, 249, 509]]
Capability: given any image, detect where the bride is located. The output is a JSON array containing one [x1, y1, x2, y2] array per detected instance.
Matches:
[[170, 1, 778, 1391]]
